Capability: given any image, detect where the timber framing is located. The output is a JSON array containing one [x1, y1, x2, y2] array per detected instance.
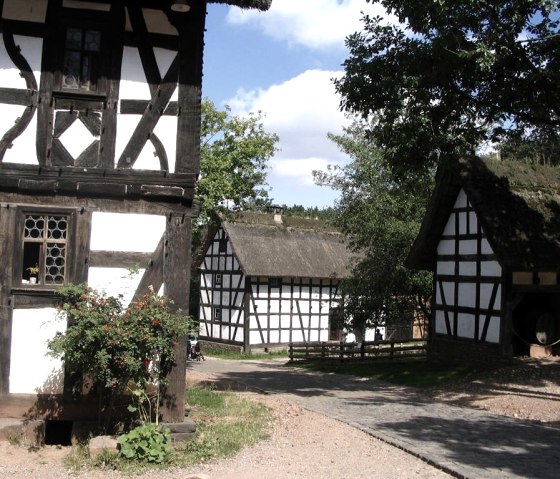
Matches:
[[197, 212, 351, 350], [408, 156, 560, 360]]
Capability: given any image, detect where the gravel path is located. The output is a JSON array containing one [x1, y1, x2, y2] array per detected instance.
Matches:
[[0, 385, 451, 479], [1, 357, 559, 479]]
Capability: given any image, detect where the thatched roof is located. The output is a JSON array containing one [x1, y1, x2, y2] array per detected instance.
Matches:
[[211, 0, 272, 10], [219, 211, 353, 279], [407, 156, 560, 272]]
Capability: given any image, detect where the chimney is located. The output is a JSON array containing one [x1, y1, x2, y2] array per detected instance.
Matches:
[[266, 205, 283, 224]]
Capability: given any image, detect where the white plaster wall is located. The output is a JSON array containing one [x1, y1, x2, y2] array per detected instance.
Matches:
[[117, 46, 178, 172], [456, 312, 475, 339], [9, 308, 65, 394], [481, 261, 502, 277], [434, 310, 450, 335], [437, 239, 455, 255], [90, 212, 165, 252], [88, 212, 164, 300], [87, 267, 145, 305], [0, 35, 42, 165], [436, 260, 454, 275], [458, 283, 477, 308], [483, 317, 500, 343], [458, 261, 476, 276], [459, 239, 477, 255]]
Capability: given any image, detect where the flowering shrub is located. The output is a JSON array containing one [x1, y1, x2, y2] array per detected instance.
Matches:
[[48, 283, 194, 429]]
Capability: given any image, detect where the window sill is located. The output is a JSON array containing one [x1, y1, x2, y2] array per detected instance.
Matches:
[[12, 286, 61, 296]]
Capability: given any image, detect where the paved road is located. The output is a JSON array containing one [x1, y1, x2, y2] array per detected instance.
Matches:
[[188, 358, 560, 479]]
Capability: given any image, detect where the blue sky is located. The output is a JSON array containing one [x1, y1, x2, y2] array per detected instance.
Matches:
[[201, 0, 390, 209]]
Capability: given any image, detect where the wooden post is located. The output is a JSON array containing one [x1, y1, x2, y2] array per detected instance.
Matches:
[[160, 212, 192, 423]]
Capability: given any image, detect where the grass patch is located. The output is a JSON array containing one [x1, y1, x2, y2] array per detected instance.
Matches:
[[206, 349, 289, 361], [174, 385, 269, 465], [63, 384, 270, 473], [295, 360, 485, 388]]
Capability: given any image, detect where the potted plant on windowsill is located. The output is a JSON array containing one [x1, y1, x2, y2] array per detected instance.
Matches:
[[27, 265, 40, 284]]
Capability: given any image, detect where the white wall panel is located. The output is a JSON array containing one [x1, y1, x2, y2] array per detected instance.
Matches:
[[9, 308, 64, 394], [455, 188, 468, 208], [459, 239, 477, 255], [481, 261, 502, 277], [459, 261, 476, 276], [436, 260, 454, 275], [456, 312, 475, 339], [483, 317, 501, 343], [88, 267, 145, 305], [90, 212, 165, 252], [458, 283, 476, 308], [435, 311, 449, 335], [480, 283, 500, 309], [437, 239, 455, 255]]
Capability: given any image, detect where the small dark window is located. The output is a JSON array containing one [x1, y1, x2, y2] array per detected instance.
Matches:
[[218, 238, 227, 253], [269, 278, 281, 288], [22, 214, 68, 285], [214, 273, 222, 286], [213, 308, 221, 321], [62, 27, 101, 92]]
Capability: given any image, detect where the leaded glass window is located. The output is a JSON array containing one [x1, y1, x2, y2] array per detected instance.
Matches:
[[22, 214, 68, 285], [62, 27, 101, 91]]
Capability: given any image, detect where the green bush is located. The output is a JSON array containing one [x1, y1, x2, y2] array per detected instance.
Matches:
[[48, 283, 195, 429], [117, 423, 172, 464]]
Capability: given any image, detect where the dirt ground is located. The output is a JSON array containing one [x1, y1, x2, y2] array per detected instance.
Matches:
[[0, 357, 559, 479]]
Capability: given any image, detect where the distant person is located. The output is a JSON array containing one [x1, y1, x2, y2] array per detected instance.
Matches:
[[374, 328, 383, 342]]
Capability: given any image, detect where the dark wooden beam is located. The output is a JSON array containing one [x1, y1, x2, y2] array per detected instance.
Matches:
[[132, 236, 164, 301], [116, 56, 179, 168], [161, 212, 192, 422], [172, 3, 206, 175], [89, 250, 153, 268], [120, 99, 178, 115]]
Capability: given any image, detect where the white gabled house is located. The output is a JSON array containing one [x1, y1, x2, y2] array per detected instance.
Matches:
[[196, 211, 356, 351], [407, 156, 560, 361], [0, 0, 272, 422]]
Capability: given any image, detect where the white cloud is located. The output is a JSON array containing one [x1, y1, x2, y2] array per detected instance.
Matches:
[[271, 157, 331, 185], [227, 0, 391, 50], [227, 69, 349, 158], [225, 69, 350, 192]]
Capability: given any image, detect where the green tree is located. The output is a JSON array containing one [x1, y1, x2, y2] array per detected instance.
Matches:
[[197, 99, 279, 222], [335, 0, 560, 176], [315, 120, 433, 340]]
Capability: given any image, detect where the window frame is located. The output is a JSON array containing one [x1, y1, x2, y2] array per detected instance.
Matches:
[[15, 207, 76, 290], [50, 10, 110, 98], [60, 26, 103, 93]]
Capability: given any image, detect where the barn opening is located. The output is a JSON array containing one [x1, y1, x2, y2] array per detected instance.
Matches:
[[512, 292, 560, 356], [44, 420, 73, 446]]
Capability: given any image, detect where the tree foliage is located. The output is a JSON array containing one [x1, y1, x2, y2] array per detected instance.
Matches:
[[197, 99, 279, 222], [335, 0, 560, 175], [315, 120, 433, 339]]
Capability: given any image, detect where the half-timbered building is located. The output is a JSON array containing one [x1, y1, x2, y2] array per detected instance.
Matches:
[[0, 0, 271, 422], [197, 211, 355, 351], [407, 156, 560, 361]]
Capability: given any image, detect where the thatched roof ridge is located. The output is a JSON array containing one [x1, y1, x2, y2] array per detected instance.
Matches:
[[210, 0, 272, 10], [407, 156, 560, 272], [220, 211, 353, 279]]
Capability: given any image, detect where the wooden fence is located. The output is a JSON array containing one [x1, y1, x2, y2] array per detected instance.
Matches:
[[288, 340, 428, 362]]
